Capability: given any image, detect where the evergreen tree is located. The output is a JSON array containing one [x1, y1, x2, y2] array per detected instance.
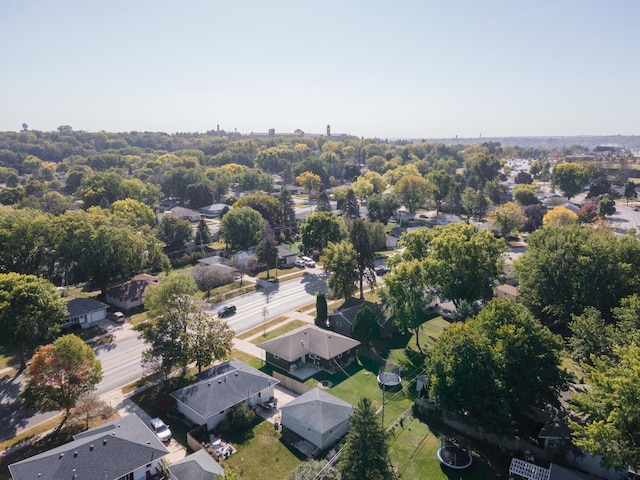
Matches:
[[338, 398, 393, 480], [315, 292, 328, 328], [279, 188, 297, 239], [317, 190, 332, 212], [344, 188, 360, 218], [349, 219, 376, 299]]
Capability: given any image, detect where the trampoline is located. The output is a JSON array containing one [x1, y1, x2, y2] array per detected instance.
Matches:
[[436, 436, 472, 469], [377, 371, 402, 389]]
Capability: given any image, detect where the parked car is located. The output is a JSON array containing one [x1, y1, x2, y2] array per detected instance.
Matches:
[[375, 266, 390, 276], [218, 304, 236, 317], [149, 417, 172, 443], [300, 256, 316, 267], [110, 311, 126, 323], [294, 259, 306, 268]]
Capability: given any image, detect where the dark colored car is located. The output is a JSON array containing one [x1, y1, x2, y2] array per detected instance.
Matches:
[[375, 266, 390, 276], [217, 305, 236, 317]]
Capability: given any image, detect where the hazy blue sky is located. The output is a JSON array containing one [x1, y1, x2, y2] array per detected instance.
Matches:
[[1, 0, 638, 138]]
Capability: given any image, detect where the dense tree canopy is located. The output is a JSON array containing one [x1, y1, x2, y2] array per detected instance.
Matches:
[[300, 211, 346, 254], [514, 225, 640, 325], [220, 206, 266, 251], [0, 273, 67, 369], [322, 240, 358, 300], [426, 299, 565, 436], [551, 162, 591, 200], [571, 344, 640, 470]]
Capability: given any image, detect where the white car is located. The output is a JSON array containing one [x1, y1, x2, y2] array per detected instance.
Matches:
[[149, 417, 172, 443], [300, 256, 316, 268]]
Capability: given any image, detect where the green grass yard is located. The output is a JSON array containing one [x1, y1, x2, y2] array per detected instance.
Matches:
[[250, 320, 308, 344]]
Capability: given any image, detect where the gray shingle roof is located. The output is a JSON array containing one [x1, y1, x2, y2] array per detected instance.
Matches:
[[257, 325, 360, 362], [9, 414, 168, 480], [170, 359, 279, 419], [65, 298, 109, 318], [168, 449, 225, 480], [280, 388, 353, 435]]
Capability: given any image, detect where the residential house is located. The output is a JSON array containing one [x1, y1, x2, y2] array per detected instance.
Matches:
[[280, 388, 353, 451], [327, 298, 389, 338], [168, 449, 224, 480], [105, 274, 160, 311], [386, 234, 399, 249], [170, 359, 279, 430], [494, 284, 520, 302], [200, 203, 231, 218], [164, 206, 202, 222], [258, 325, 360, 379], [63, 298, 109, 329], [9, 414, 169, 480], [277, 244, 298, 266]]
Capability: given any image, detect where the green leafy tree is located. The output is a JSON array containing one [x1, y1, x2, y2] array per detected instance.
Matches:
[[338, 397, 393, 480], [300, 211, 347, 255], [158, 216, 193, 251], [379, 259, 431, 354], [514, 225, 640, 325], [512, 184, 538, 206], [394, 174, 430, 213], [463, 152, 502, 190], [597, 193, 616, 217], [461, 187, 488, 220], [296, 170, 321, 197], [349, 219, 376, 299], [623, 180, 637, 205], [483, 179, 504, 205], [322, 240, 358, 301], [279, 188, 297, 239], [289, 460, 341, 480], [21, 334, 102, 425], [426, 170, 454, 214], [221, 206, 266, 251], [79, 170, 127, 208], [185, 182, 215, 209], [352, 304, 381, 343], [315, 292, 328, 328], [234, 193, 284, 228], [185, 306, 234, 373], [427, 299, 565, 435], [111, 198, 156, 228], [570, 344, 640, 471], [0, 273, 67, 369], [423, 223, 505, 308], [551, 162, 590, 200], [568, 307, 615, 365], [489, 201, 525, 238], [366, 193, 399, 225]]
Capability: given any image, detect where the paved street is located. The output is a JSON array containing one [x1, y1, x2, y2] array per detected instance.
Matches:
[[0, 272, 328, 442]]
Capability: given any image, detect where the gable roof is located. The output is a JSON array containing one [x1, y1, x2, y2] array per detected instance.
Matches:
[[258, 325, 360, 362], [168, 449, 224, 480], [280, 388, 353, 435], [105, 275, 159, 302], [170, 359, 279, 419], [333, 298, 385, 324], [9, 414, 168, 480], [65, 298, 109, 318], [277, 244, 296, 258]]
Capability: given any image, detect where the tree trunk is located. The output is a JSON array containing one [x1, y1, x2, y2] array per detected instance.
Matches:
[[414, 327, 424, 355], [359, 275, 364, 300], [19, 347, 27, 371]]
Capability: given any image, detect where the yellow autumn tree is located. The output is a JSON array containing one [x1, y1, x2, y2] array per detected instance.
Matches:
[[543, 206, 578, 227]]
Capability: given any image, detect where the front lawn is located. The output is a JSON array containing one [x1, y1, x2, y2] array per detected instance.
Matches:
[[250, 320, 308, 344]]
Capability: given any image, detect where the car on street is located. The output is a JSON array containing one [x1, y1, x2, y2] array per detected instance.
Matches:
[[300, 256, 316, 267], [149, 417, 172, 443], [218, 304, 237, 317], [375, 265, 390, 276]]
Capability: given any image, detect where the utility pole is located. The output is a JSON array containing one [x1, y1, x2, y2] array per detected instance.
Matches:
[[262, 305, 268, 336]]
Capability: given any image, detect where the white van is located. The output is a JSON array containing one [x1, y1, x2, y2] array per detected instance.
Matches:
[[300, 256, 316, 268]]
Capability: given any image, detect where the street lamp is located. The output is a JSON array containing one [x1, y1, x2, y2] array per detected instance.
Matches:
[[262, 306, 268, 336]]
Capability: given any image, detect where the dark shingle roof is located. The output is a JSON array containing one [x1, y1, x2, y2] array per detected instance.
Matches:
[[280, 388, 353, 435], [9, 414, 168, 480], [65, 298, 109, 318], [168, 449, 225, 480], [170, 359, 279, 419], [257, 325, 360, 362]]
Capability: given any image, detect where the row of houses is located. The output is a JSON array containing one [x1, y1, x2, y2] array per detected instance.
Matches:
[[10, 335, 360, 480]]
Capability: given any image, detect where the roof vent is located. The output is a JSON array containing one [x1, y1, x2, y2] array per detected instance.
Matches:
[[235, 372, 238, 376], [103, 439, 107, 445], [90, 444, 94, 451], [74, 451, 78, 457], [218, 379, 222, 384], [59, 453, 64, 459]]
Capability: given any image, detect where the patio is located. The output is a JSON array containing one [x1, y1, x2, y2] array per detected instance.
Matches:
[[287, 362, 321, 380]]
